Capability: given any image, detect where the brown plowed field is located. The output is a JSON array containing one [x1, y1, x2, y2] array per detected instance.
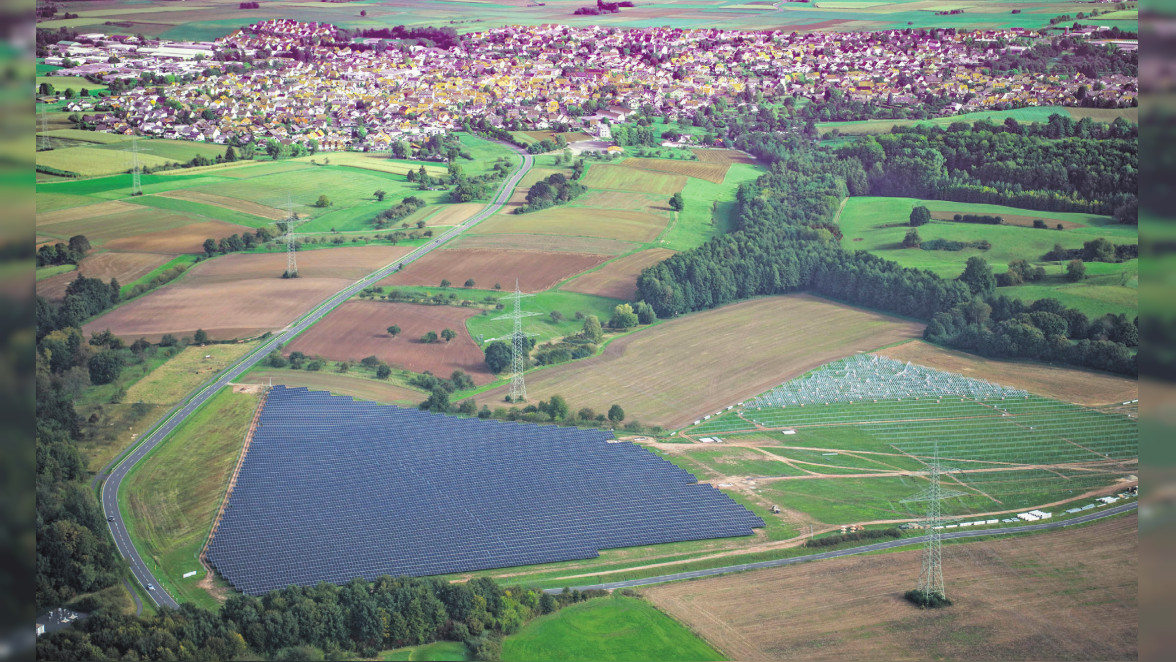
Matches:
[[691, 149, 758, 165], [562, 248, 676, 300], [448, 233, 637, 256], [622, 158, 730, 184], [378, 248, 609, 293], [472, 206, 668, 243], [239, 370, 426, 406], [579, 164, 686, 195], [470, 295, 922, 429], [103, 220, 258, 254], [37, 251, 176, 300], [159, 189, 287, 220], [83, 246, 412, 342], [646, 513, 1137, 661], [876, 339, 1138, 406], [36, 200, 141, 226], [283, 301, 494, 384]]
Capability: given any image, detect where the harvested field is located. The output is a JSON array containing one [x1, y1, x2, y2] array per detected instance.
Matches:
[[448, 233, 637, 256], [84, 246, 411, 342], [622, 158, 731, 184], [520, 130, 594, 144], [420, 203, 484, 227], [239, 370, 425, 406], [876, 339, 1138, 406], [692, 149, 758, 165], [158, 189, 287, 220], [571, 189, 668, 213], [283, 301, 494, 384], [37, 251, 176, 300], [103, 220, 257, 254], [36, 200, 141, 226], [646, 513, 1137, 662], [473, 206, 669, 243], [579, 164, 686, 195], [125, 342, 259, 405], [471, 295, 923, 429], [562, 248, 677, 300], [929, 210, 1086, 230], [378, 248, 610, 293]]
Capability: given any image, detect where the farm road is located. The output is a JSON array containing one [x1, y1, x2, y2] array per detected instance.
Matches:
[[96, 144, 534, 609], [547, 501, 1138, 593]]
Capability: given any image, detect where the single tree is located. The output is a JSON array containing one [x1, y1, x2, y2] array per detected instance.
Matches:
[[902, 228, 922, 248], [549, 310, 564, 323], [959, 256, 996, 297], [607, 404, 625, 423], [464, 278, 476, 288], [440, 279, 451, 288], [909, 205, 931, 227], [440, 328, 457, 343], [581, 315, 603, 343], [421, 330, 439, 344], [484, 340, 511, 373], [315, 194, 332, 208], [194, 329, 209, 344], [668, 191, 684, 211], [203, 238, 217, 256], [1066, 259, 1087, 282], [387, 325, 401, 338], [373, 189, 386, 201]]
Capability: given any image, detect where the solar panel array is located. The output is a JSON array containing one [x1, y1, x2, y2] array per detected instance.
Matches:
[[208, 386, 763, 595]]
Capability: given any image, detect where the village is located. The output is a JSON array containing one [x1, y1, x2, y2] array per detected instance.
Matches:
[[42, 19, 1137, 151]]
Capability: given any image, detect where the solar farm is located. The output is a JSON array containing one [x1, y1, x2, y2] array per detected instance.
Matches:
[[206, 386, 763, 595]]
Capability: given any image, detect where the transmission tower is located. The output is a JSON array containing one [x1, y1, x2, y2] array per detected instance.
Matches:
[[490, 280, 539, 401], [901, 442, 966, 605], [271, 196, 307, 277], [38, 105, 53, 151], [130, 135, 143, 196]]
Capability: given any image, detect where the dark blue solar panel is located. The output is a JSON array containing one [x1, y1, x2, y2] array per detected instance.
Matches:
[[207, 386, 764, 595]]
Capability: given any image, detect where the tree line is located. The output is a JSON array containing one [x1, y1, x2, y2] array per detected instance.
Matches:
[[38, 574, 606, 661]]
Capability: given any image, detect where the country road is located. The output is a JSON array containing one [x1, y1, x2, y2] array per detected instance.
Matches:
[[98, 144, 535, 609], [545, 501, 1138, 593]]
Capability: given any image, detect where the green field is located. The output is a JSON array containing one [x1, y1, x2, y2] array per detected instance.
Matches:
[[35, 263, 76, 280], [659, 162, 764, 251], [464, 289, 624, 346], [818, 106, 1138, 137], [120, 387, 259, 611], [126, 195, 274, 228], [381, 641, 472, 661], [837, 196, 1138, 318], [502, 595, 724, 662]]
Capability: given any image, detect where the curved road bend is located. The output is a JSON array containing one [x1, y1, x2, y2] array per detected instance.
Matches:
[[100, 147, 535, 609], [549, 501, 1138, 593]]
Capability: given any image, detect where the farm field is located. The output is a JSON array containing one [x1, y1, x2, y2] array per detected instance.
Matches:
[[35, 139, 228, 177], [837, 196, 1138, 318], [876, 339, 1139, 406], [157, 189, 286, 221], [36, 198, 255, 253], [562, 248, 677, 301], [84, 246, 413, 342], [238, 369, 427, 407], [37, 251, 175, 300], [123, 342, 260, 405], [646, 513, 1137, 662], [448, 233, 638, 256], [663, 162, 765, 250], [378, 248, 611, 293], [502, 595, 723, 662], [282, 300, 494, 384], [818, 105, 1139, 136], [465, 289, 625, 346], [121, 387, 259, 612], [620, 157, 731, 184], [470, 294, 923, 429], [692, 148, 758, 165], [579, 164, 686, 196], [471, 205, 670, 243]]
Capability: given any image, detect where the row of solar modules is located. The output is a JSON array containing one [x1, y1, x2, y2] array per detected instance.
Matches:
[[208, 386, 763, 595]]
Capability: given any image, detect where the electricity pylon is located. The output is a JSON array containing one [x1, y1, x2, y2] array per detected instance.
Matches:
[[901, 442, 966, 605], [272, 196, 307, 277], [130, 135, 143, 196], [38, 105, 54, 151], [490, 280, 539, 402]]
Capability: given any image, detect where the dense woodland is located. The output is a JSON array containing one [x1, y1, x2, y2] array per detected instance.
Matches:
[[638, 122, 1138, 375]]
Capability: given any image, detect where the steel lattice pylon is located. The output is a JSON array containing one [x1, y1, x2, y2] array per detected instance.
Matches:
[[131, 135, 143, 196], [272, 196, 307, 278], [901, 442, 965, 603], [490, 280, 538, 402]]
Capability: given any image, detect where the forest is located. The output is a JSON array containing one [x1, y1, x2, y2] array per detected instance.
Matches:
[[637, 122, 1137, 376]]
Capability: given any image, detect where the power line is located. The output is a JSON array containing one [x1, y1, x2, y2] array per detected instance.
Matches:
[[490, 279, 539, 402]]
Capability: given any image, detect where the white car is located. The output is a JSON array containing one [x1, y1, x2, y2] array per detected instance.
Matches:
[[147, 584, 155, 591]]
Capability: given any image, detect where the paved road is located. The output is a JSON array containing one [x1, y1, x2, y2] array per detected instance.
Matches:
[[99, 145, 534, 609], [546, 501, 1138, 593]]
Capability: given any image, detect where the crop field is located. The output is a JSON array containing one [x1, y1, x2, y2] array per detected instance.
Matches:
[[817, 105, 1138, 136], [37, 251, 175, 300], [876, 340, 1139, 406], [122, 387, 259, 611], [471, 295, 923, 429], [124, 342, 259, 405], [84, 246, 412, 342], [473, 205, 670, 243], [37, 202, 254, 253], [620, 157, 731, 184], [562, 248, 677, 301], [580, 164, 687, 196], [646, 513, 1137, 662], [286, 152, 448, 178], [284, 300, 492, 383], [378, 248, 610, 293], [691, 148, 758, 165], [158, 189, 287, 221], [837, 196, 1138, 317], [517, 130, 594, 145], [239, 369, 427, 407], [416, 202, 485, 227], [502, 595, 723, 662], [36, 145, 179, 177], [448, 233, 638, 256]]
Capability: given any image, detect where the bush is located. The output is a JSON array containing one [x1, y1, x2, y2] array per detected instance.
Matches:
[[375, 364, 391, 379], [909, 205, 930, 226], [1066, 259, 1087, 282], [904, 589, 952, 608]]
